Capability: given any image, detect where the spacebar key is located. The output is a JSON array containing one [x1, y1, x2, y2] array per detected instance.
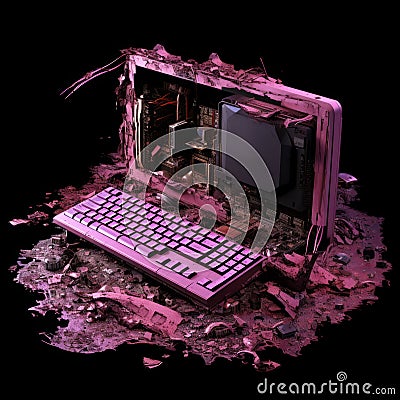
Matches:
[[98, 225, 121, 240], [117, 235, 138, 250], [206, 270, 238, 291], [135, 244, 157, 258]]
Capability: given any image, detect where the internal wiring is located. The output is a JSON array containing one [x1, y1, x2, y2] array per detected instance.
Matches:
[[305, 224, 325, 255], [61, 56, 126, 99], [305, 224, 314, 255], [60, 54, 125, 96]]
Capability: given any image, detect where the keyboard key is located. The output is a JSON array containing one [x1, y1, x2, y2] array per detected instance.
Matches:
[[97, 191, 111, 200], [242, 258, 252, 265], [125, 212, 135, 220], [234, 254, 245, 262], [89, 221, 101, 230], [146, 212, 155, 220], [209, 252, 220, 259], [197, 277, 211, 286], [225, 249, 236, 257], [234, 263, 247, 271], [128, 221, 138, 229], [81, 217, 93, 226], [151, 233, 162, 241], [226, 260, 236, 267], [130, 205, 140, 213], [153, 216, 163, 223], [105, 211, 116, 219], [206, 270, 238, 291], [132, 215, 143, 223], [138, 236, 150, 244], [218, 246, 228, 253], [168, 241, 179, 249], [130, 232, 141, 240], [108, 195, 119, 203], [164, 230, 174, 238], [159, 237, 170, 245], [108, 221, 119, 228], [183, 269, 197, 279], [65, 209, 78, 218], [157, 256, 170, 266], [122, 228, 134, 236], [173, 264, 188, 274], [114, 214, 123, 222], [149, 223, 158, 230], [208, 231, 219, 239], [113, 198, 123, 207], [189, 242, 209, 253], [110, 205, 120, 212], [176, 227, 187, 234], [143, 229, 153, 237], [110, 188, 122, 196], [169, 223, 179, 231], [156, 227, 167, 234], [98, 225, 121, 240], [199, 228, 209, 235], [217, 255, 228, 263], [90, 195, 107, 205], [193, 235, 204, 242], [209, 261, 220, 269], [202, 239, 219, 249], [115, 225, 126, 232], [249, 253, 261, 260], [201, 257, 212, 264], [166, 260, 181, 269], [135, 245, 157, 258], [176, 246, 202, 259], [217, 266, 229, 273], [180, 238, 190, 245], [73, 213, 86, 222], [146, 240, 157, 248], [74, 203, 91, 214], [185, 231, 195, 238], [154, 244, 167, 253]]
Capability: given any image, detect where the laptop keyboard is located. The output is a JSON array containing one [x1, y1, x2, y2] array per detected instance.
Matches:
[[53, 187, 266, 308]]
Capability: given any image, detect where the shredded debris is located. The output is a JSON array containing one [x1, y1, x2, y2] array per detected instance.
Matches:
[[10, 155, 392, 369]]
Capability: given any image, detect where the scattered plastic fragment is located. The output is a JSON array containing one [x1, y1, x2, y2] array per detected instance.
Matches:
[[333, 252, 351, 265]]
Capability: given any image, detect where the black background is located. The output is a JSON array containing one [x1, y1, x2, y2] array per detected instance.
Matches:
[[3, 8, 396, 398]]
